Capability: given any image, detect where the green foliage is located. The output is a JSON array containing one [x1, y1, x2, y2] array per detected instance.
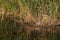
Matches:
[[0, 0, 19, 11], [0, 0, 60, 40], [21, 0, 60, 18]]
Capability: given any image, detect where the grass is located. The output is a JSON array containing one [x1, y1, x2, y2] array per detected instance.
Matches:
[[0, 0, 60, 40]]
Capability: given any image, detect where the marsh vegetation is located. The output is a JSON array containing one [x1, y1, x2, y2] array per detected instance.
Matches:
[[0, 0, 60, 40]]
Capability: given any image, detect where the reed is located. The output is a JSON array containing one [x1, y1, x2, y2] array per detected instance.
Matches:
[[0, 0, 60, 40]]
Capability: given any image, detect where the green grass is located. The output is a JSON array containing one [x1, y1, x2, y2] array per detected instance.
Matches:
[[0, 0, 60, 40]]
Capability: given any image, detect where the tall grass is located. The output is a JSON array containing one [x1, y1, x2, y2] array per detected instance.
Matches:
[[0, 0, 60, 40]]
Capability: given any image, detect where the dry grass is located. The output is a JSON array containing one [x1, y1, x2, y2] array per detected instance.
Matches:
[[0, 0, 60, 40]]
